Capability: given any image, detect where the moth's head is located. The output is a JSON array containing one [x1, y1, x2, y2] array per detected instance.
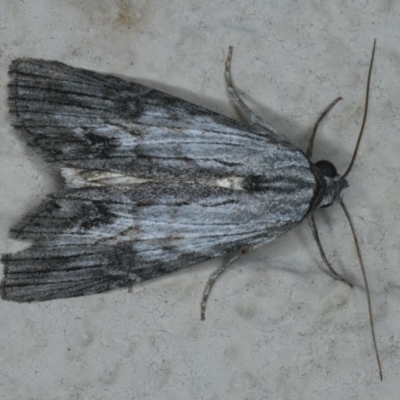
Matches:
[[315, 160, 349, 208]]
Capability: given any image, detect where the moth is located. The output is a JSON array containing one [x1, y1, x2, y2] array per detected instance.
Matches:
[[1, 42, 382, 378], [2, 50, 350, 298], [2, 42, 379, 321]]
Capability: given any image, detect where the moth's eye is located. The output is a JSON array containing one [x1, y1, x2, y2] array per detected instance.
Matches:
[[315, 160, 338, 178]]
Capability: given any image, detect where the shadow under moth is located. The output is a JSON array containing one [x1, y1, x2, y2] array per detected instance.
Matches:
[[1, 42, 381, 378]]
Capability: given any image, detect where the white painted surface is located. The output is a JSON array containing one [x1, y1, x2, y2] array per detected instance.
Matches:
[[0, 1, 399, 399]]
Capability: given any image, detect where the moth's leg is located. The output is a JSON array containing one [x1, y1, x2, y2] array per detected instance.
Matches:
[[225, 47, 284, 138], [201, 248, 248, 320], [309, 214, 353, 287]]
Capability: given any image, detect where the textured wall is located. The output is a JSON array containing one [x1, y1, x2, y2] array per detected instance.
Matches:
[[0, 1, 399, 399]]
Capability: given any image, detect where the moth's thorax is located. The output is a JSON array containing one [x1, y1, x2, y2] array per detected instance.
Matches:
[[318, 175, 349, 208]]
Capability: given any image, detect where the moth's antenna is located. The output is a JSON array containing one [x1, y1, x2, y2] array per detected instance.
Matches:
[[308, 40, 381, 380], [339, 40, 382, 380], [340, 200, 382, 381], [307, 97, 342, 159], [342, 39, 376, 179]]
